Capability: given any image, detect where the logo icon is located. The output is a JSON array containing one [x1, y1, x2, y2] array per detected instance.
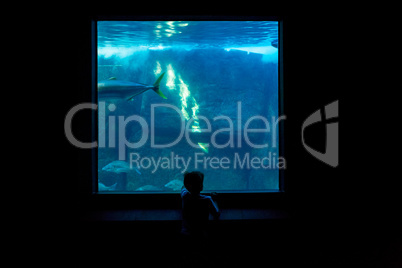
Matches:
[[302, 100, 339, 167]]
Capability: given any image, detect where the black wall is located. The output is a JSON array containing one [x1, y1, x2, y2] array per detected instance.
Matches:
[[52, 11, 400, 267]]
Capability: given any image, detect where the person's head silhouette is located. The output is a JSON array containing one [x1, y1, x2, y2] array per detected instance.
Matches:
[[183, 171, 204, 195]]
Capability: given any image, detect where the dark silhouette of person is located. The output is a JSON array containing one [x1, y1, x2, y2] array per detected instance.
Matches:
[[181, 171, 220, 239]]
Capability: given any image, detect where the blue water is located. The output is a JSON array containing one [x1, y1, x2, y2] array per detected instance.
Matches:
[[97, 21, 281, 192], [98, 21, 278, 49]]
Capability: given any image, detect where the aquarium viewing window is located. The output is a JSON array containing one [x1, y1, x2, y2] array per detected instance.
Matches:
[[95, 20, 284, 194]]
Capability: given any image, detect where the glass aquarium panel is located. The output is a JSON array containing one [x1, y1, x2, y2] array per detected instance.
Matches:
[[97, 21, 281, 192]]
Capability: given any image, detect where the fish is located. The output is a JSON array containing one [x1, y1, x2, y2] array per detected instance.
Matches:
[[135, 185, 162, 191], [102, 160, 141, 175], [225, 46, 277, 55], [98, 182, 117, 191], [98, 72, 167, 101], [164, 179, 183, 191]]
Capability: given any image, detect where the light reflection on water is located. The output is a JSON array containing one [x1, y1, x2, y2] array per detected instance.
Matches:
[[98, 21, 278, 48]]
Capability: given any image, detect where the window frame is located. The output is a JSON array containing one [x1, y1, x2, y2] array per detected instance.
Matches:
[[90, 16, 286, 208]]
